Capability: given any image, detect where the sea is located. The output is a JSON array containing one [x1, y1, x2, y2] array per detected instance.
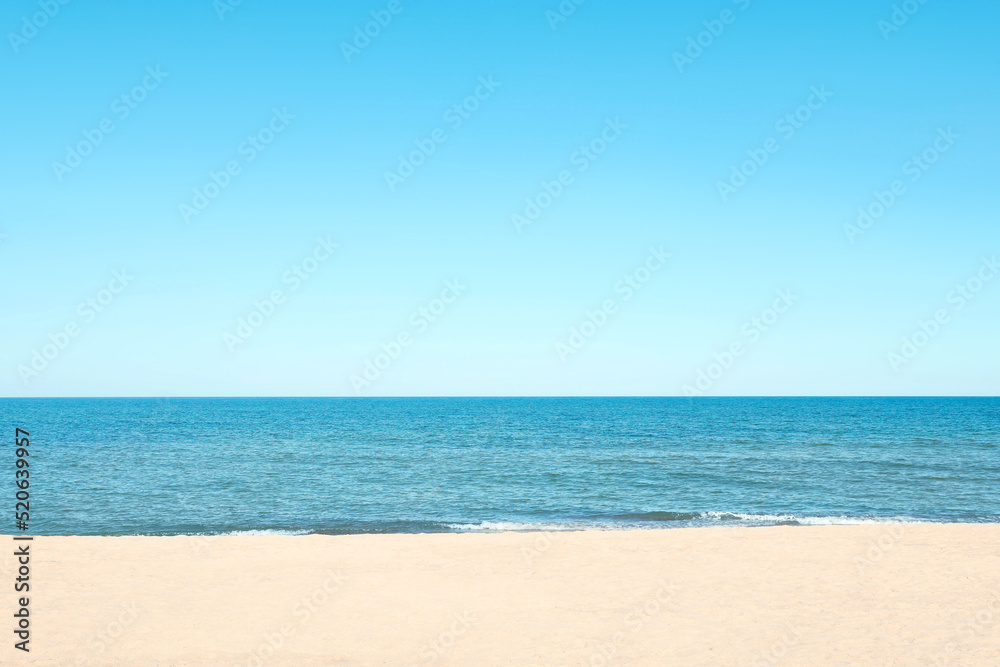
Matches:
[[2, 397, 997, 536]]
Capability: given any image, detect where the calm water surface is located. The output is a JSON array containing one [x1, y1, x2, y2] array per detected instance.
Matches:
[[2, 397, 997, 535]]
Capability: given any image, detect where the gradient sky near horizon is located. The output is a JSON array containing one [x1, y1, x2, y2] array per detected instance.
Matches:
[[1, 0, 998, 397]]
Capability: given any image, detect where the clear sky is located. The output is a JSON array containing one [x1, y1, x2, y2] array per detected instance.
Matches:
[[1, 0, 998, 397]]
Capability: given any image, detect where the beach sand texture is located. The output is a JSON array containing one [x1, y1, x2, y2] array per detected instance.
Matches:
[[3, 524, 999, 666]]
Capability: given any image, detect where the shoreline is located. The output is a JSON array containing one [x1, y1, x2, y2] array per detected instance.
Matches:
[[6, 517, 993, 538], [12, 516, 993, 538], [4, 525, 999, 665]]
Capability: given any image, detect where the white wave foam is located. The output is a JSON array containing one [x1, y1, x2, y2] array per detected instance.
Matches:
[[446, 514, 932, 532], [700, 512, 930, 525], [213, 529, 313, 536], [445, 521, 591, 532]]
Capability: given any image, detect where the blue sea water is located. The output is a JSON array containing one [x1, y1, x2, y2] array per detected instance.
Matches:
[[2, 397, 998, 536]]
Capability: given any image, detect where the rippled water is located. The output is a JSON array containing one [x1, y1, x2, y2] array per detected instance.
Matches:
[[2, 397, 998, 535]]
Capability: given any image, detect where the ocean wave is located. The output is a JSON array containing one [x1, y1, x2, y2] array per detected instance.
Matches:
[[443, 513, 935, 532], [208, 529, 314, 536], [82, 514, 972, 537], [698, 512, 931, 526], [445, 521, 594, 532], [612, 511, 703, 522]]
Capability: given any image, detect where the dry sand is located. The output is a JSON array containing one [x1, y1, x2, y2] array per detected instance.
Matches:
[[2, 524, 999, 666]]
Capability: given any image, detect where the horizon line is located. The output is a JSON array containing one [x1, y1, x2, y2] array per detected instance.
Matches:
[[3, 395, 999, 400]]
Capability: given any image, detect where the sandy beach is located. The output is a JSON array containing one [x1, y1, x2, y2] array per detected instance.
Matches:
[[2, 524, 998, 666]]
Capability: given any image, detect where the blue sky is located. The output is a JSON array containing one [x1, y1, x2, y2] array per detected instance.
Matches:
[[1, 0, 998, 396]]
